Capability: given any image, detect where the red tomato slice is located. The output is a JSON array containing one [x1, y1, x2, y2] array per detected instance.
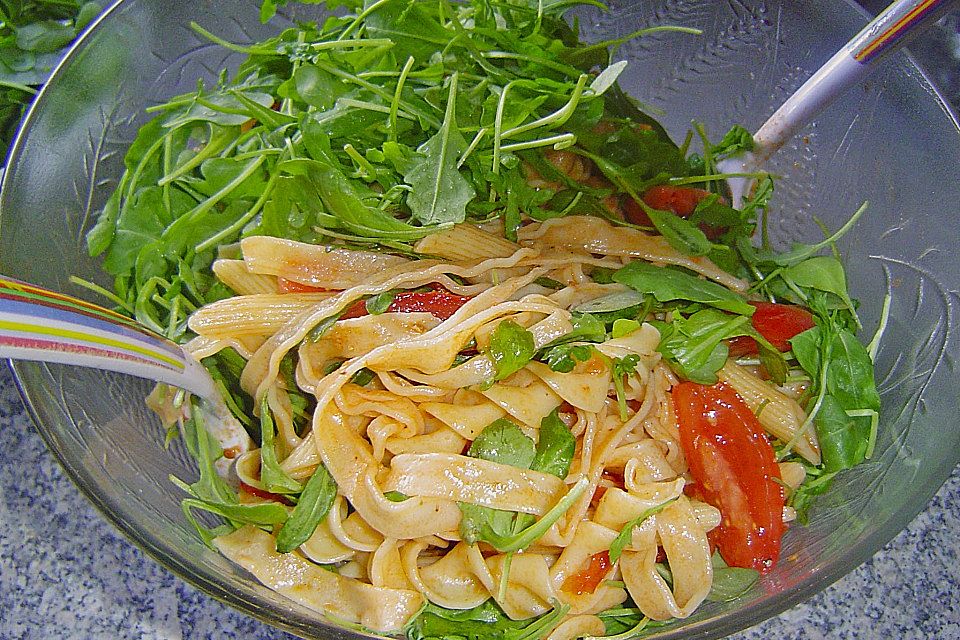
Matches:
[[340, 290, 473, 321], [673, 381, 785, 574], [562, 551, 612, 595], [727, 302, 817, 356]]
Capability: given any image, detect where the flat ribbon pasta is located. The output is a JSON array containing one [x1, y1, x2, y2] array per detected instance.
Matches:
[[619, 496, 713, 621], [215, 526, 423, 633]]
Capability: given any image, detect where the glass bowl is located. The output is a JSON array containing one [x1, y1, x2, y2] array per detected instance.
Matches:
[[2, 0, 958, 638]]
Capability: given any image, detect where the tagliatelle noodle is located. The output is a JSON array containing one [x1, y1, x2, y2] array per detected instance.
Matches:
[[518, 216, 749, 292], [240, 236, 411, 289], [619, 496, 714, 621], [383, 453, 567, 515], [214, 526, 423, 632], [401, 541, 490, 610]]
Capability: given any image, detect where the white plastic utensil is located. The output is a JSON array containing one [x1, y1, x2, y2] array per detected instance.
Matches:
[[0, 275, 252, 454], [721, 0, 959, 207]]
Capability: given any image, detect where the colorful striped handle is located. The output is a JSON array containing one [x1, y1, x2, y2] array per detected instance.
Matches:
[[0, 275, 217, 399], [753, 0, 957, 157], [853, 0, 951, 64]]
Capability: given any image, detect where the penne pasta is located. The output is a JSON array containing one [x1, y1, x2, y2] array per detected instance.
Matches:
[[718, 361, 822, 465]]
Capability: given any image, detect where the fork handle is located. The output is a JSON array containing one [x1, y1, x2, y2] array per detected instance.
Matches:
[[754, 0, 958, 158], [0, 276, 216, 399]]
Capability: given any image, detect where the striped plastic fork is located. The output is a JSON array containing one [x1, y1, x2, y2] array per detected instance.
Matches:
[[0, 275, 252, 454], [720, 0, 959, 208]]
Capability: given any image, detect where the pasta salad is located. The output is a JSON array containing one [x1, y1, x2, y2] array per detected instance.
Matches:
[[84, 0, 882, 637]]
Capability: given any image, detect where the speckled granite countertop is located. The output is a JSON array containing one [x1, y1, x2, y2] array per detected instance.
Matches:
[[1, 358, 959, 639]]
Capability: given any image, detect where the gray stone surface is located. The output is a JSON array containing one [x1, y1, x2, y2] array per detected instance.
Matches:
[[1, 363, 958, 639]]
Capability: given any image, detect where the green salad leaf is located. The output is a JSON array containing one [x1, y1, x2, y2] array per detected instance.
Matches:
[[612, 261, 754, 315], [275, 463, 337, 552], [487, 320, 537, 382]]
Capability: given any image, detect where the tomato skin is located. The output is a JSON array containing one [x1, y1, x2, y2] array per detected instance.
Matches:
[[624, 185, 725, 240], [562, 551, 613, 595], [642, 185, 713, 217], [339, 299, 371, 319], [673, 381, 785, 574], [340, 290, 473, 321], [387, 290, 473, 320], [727, 302, 817, 356]]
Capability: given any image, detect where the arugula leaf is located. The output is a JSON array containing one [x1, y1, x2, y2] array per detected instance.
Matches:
[[404, 74, 476, 225], [645, 206, 713, 256], [537, 312, 606, 366], [349, 367, 377, 386], [463, 478, 589, 553], [537, 311, 607, 373], [611, 318, 641, 339], [275, 462, 338, 553], [550, 313, 606, 346], [711, 124, 755, 157], [183, 401, 236, 505], [533, 276, 565, 290], [258, 396, 303, 494], [788, 468, 837, 524], [458, 501, 516, 547], [459, 419, 535, 546], [706, 552, 759, 602], [789, 326, 821, 376], [789, 324, 880, 473], [408, 600, 570, 640], [0, 2, 102, 151], [757, 342, 789, 386], [281, 156, 433, 240], [487, 320, 536, 381], [172, 401, 287, 547], [613, 261, 754, 315], [467, 419, 537, 469], [783, 256, 857, 315], [654, 309, 751, 383], [459, 417, 586, 552], [178, 494, 288, 547], [365, 290, 398, 315], [814, 394, 869, 473], [542, 343, 594, 373], [258, 0, 328, 23], [16, 20, 76, 53], [102, 186, 178, 275], [531, 410, 576, 479], [767, 202, 869, 267], [828, 330, 880, 410], [611, 354, 641, 420], [740, 173, 774, 218]]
